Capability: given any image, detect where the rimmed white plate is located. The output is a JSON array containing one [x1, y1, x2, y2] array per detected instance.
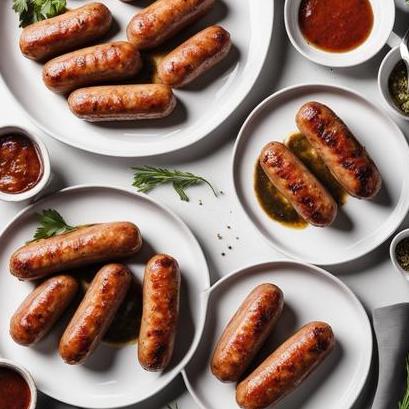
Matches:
[[0, 185, 210, 408], [232, 84, 409, 265], [0, 0, 273, 157], [183, 260, 372, 409]]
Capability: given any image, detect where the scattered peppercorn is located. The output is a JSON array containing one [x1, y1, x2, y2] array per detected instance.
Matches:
[[396, 237, 409, 271], [228, 246, 232, 250], [221, 252, 226, 256], [217, 233, 223, 240], [227, 225, 231, 230]]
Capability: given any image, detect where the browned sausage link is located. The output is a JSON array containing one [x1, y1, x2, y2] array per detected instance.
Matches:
[[211, 284, 284, 383], [9, 275, 79, 346], [138, 254, 180, 371], [296, 102, 382, 199], [236, 321, 335, 409], [10, 222, 142, 281], [59, 264, 132, 364], [68, 84, 176, 121], [42, 41, 142, 94], [157, 25, 232, 88], [127, 0, 214, 50], [19, 3, 112, 62], [259, 142, 337, 227]]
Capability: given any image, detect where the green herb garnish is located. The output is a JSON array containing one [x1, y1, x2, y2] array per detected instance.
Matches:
[[399, 356, 409, 409], [13, 0, 66, 27], [31, 209, 75, 242], [132, 166, 217, 202], [167, 402, 179, 409]]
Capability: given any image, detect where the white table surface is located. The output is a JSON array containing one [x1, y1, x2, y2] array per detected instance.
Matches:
[[1, 1, 409, 408]]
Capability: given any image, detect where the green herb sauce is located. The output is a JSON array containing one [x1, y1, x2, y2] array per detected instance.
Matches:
[[389, 61, 409, 115]]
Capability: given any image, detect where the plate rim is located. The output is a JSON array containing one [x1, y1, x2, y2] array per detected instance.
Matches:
[[182, 259, 373, 409], [0, 184, 211, 408], [0, 0, 274, 158], [231, 82, 409, 266]]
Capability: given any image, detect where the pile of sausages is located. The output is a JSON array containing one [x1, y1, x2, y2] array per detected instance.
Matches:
[[18, 0, 232, 122], [259, 102, 382, 227], [9, 221, 181, 371], [210, 284, 335, 409]]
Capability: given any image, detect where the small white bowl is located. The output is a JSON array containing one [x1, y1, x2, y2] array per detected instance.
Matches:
[[0, 358, 37, 409], [378, 46, 409, 121], [0, 125, 50, 202], [284, 0, 395, 67], [390, 228, 409, 283]]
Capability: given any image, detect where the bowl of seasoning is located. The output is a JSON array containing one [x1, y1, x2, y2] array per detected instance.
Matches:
[[378, 46, 409, 121], [0, 125, 50, 202], [390, 229, 409, 282], [0, 358, 37, 409], [284, 0, 395, 67]]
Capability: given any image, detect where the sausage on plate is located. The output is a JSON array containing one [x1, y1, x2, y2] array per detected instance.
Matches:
[[127, 0, 214, 50], [295, 101, 382, 199], [138, 254, 180, 371], [59, 264, 132, 364], [68, 84, 176, 121], [259, 142, 337, 227], [10, 275, 79, 346], [10, 222, 142, 281], [42, 41, 142, 94], [211, 283, 284, 383], [157, 25, 232, 88], [19, 3, 112, 61], [236, 321, 335, 409]]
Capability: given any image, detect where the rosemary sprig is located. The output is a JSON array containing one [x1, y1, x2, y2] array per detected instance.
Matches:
[[31, 209, 75, 242], [399, 355, 409, 409], [132, 166, 217, 202]]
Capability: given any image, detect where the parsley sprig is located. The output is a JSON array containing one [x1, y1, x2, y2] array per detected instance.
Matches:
[[167, 403, 179, 409], [13, 0, 66, 27], [31, 209, 75, 242], [132, 166, 217, 202], [399, 356, 409, 409]]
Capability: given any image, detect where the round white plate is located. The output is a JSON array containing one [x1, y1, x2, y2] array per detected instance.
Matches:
[[183, 260, 372, 409], [232, 84, 409, 265], [0, 185, 210, 408], [0, 0, 273, 157]]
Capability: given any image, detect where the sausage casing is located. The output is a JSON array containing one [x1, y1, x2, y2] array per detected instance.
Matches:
[[296, 102, 382, 199], [157, 25, 231, 88], [138, 254, 180, 371], [10, 222, 142, 281], [236, 321, 335, 409], [10, 275, 79, 346], [68, 84, 176, 121], [19, 3, 112, 62], [127, 0, 214, 50], [43, 41, 142, 94], [259, 142, 337, 227], [211, 284, 284, 383], [59, 264, 132, 364]]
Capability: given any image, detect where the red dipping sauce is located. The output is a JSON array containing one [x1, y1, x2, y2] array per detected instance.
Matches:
[[0, 134, 43, 194], [0, 367, 31, 409], [299, 0, 374, 53]]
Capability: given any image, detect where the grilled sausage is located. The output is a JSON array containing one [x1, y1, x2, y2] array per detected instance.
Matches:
[[236, 321, 335, 409], [296, 102, 382, 199], [259, 142, 337, 227], [138, 254, 180, 371], [10, 222, 142, 281], [59, 264, 132, 364], [10, 275, 79, 346], [42, 41, 142, 94], [19, 3, 112, 62], [68, 84, 176, 121], [211, 284, 284, 383], [157, 25, 232, 88], [127, 0, 214, 50]]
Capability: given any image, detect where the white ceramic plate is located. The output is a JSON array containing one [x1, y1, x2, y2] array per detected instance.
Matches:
[[183, 260, 372, 409], [0, 0, 273, 157], [0, 185, 210, 408], [232, 84, 409, 265]]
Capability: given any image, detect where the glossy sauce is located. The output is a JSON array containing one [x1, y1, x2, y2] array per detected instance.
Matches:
[[255, 133, 347, 229], [0, 367, 31, 409], [299, 0, 374, 53], [0, 135, 43, 194]]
